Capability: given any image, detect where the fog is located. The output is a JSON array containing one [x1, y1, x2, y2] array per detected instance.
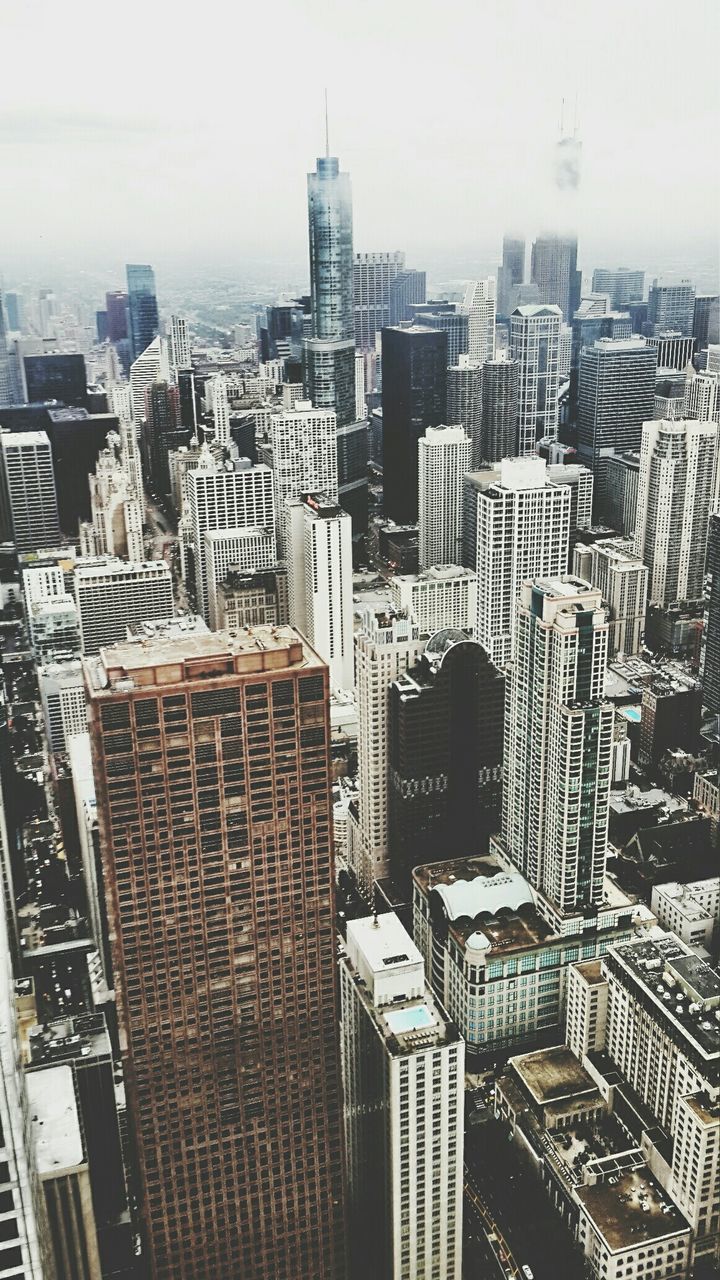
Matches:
[[1, 0, 718, 285]]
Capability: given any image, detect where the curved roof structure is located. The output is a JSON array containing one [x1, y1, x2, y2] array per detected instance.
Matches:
[[432, 869, 534, 923]]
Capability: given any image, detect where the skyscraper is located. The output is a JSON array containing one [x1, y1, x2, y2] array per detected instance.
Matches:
[[693, 294, 720, 350], [169, 314, 191, 375], [411, 307, 468, 366], [74, 559, 174, 654], [446, 356, 482, 466], [480, 357, 518, 464], [388, 632, 505, 895], [381, 326, 447, 524], [590, 268, 644, 310], [126, 264, 160, 361], [85, 626, 348, 1280], [497, 236, 525, 318], [269, 400, 338, 550], [0, 430, 61, 551], [634, 418, 718, 605], [647, 278, 695, 337], [530, 235, 581, 321], [465, 457, 571, 666], [577, 338, 657, 503], [353, 607, 424, 896], [684, 368, 719, 422], [304, 151, 367, 530], [340, 913, 464, 1280], [572, 538, 648, 656], [129, 336, 170, 424], [646, 331, 694, 370], [462, 278, 497, 364], [24, 353, 87, 407], [352, 251, 406, 350], [418, 425, 471, 569], [0, 291, 14, 407], [702, 512, 720, 714], [388, 269, 427, 325], [510, 304, 562, 455], [286, 493, 353, 688], [145, 380, 186, 496], [185, 455, 276, 621], [502, 577, 613, 914], [105, 290, 128, 343]]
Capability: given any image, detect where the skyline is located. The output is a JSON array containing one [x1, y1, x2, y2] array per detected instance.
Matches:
[[1, 0, 718, 281]]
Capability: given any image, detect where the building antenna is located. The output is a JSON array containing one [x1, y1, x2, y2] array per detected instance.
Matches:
[[324, 88, 330, 158]]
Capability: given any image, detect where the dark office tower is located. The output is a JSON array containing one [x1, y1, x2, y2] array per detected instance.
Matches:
[[388, 632, 504, 896], [261, 304, 304, 361], [647, 278, 695, 337], [177, 368, 199, 433], [46, 406, 119, 531], [591, 268, 645, 310], [85, 627, 347, 1280], [693, 294, 720, 350], [481, 358, 518, 464], [0, 292, 13, 407], [145, 380, 186, 496], [24, 352, 87, 407], [577, 338, 657, 505], [353, 251, 406, 350], [497, 236, 525, 318], [412, 307, 468, 365], [106, 290, 129, 342], [569, 310, 632, 400], [381, 326, 447, 524], [530, 234, 581, 321], [703, 514, 720, 714], [388, 269, 427, 326], [126, 264, 159, 362], [96, 310, 108, 343]]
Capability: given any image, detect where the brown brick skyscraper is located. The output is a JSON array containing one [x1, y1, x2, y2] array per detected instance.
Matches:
[[85, 625, 347, 1279]]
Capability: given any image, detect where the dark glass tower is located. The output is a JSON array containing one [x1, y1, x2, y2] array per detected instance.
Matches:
[[106, 290, 129, 342], [577, 337, 657, 507], [304, 151, 367, 530], [388, 632, 505, 897], [145, 380, 187, 497], [381, 325, 447, 524], [126, 264, 159, 362], [24, 353, 87, 407]]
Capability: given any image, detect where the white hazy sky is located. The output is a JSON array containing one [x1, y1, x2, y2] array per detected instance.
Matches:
[[0, 0, 718, 276]]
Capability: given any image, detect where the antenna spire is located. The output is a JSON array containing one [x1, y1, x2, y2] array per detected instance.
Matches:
[[324, 88, 330, 158]]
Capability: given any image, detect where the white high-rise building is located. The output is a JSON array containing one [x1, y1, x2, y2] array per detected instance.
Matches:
[[168, 315, 190, 375], [462, 278, 497, 365], [207, 374, 231, 447], [502, 577, 613, 917], [558, 323, 572, 379], [0, 431, 60, 552], [79, 433, 144, 562], [129, 336, 170, 424], [634, 419, 718, 605], [418, 425, 472, 570], [510, 304, 562, 454], [106, 381, 133, 425], [37, 659, 87, 753], [389, 565, 477, 636], [185, 453, 275, 621], [269, 401, 338, 552], [684, 368, 720, 423], [204, 528, 277, 629], [286, 494, 353, 689], [353, 607, 425, 894], [340, 913, 464, 1280], [74, 559, 174, 655], [446, 356, 483, 467], [572, 537, 648, 656], [465, 457, 571, 666], [354, 350, 367, 420]]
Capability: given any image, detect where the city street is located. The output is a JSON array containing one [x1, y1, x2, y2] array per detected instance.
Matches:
[[464, 1112, 587, 1280]]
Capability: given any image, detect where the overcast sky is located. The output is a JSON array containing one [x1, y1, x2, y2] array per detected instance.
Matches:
[[1, 0, 718, 281]]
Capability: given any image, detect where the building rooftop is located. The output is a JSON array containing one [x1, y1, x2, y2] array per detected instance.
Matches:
[[413, 856, 553, 953], [608, 935, 720, 1061], [511, 1045, 599, 1107], [573, 959, 605, 986], [653, 879, 718, 923], [85, 624, 321, 694], [576, 1169, 689, 1252], [0, 430, 52, 447], [26, 1064, 85, 1174], [125, 615, 209, 641]]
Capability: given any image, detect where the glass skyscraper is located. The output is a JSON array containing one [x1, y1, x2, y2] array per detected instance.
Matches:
[[126, 263, 159, 362]]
